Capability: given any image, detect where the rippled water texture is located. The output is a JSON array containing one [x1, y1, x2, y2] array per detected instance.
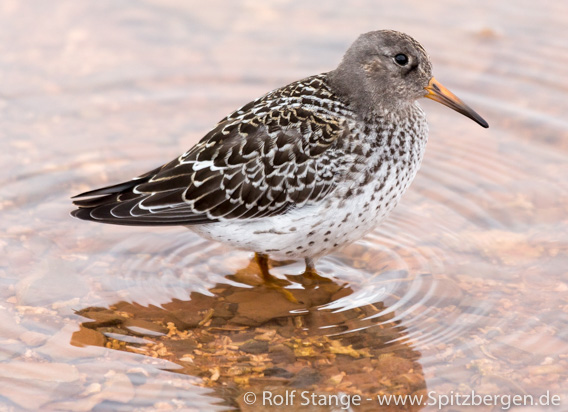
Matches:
[[1, 1, 567, 410]]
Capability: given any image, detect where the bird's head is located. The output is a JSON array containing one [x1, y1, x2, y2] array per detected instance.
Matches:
[[329, 30, 488, 128]]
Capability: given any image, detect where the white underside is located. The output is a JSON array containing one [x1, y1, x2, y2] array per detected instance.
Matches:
[[189, 160, 416, 260]]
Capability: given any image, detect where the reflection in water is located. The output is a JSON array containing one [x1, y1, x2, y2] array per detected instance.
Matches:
[[72, 257, 426, 410]]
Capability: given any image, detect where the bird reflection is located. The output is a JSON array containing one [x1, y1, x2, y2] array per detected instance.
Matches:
[[72, 255, 426, 410]]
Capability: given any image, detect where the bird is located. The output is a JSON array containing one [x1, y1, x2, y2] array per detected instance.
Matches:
[[72, 30, 488, 285]]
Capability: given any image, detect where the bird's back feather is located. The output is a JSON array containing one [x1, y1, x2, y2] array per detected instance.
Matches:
[[71, 74, 354, 226]]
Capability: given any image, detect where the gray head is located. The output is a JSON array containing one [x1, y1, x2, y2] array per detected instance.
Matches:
[[329, 30, 488, 127]]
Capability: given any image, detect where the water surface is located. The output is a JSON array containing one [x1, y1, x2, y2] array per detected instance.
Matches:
[[1, 0, 567, 410]]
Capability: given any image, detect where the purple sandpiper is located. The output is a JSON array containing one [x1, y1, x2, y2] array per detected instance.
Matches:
[[72, 30, 488, 281]]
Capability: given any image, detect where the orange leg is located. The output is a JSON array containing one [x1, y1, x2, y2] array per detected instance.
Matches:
[[301, 257, 331, 284], [255, 253, 271, 281], [255, 253, 298, 303]]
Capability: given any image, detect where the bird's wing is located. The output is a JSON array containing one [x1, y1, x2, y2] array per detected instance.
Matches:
[[72, 75, 353, 226]]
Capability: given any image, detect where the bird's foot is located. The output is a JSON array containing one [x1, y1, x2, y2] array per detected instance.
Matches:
[[255, 253, 299, 304], [287, 267, 332, 287], [303, 267, 332, 283], [285, 257, 331, 287]]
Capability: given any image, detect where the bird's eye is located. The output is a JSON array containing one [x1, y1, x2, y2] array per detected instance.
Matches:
[[394, 54, 409, 66]]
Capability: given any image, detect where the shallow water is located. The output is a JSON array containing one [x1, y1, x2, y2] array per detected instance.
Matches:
[[1, 0, 567, 410]]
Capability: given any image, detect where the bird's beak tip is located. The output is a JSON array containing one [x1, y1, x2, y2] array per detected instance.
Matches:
[[424, 77, 489, 129]]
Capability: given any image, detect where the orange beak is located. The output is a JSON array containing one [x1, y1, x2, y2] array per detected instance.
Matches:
[[424, 77, 488, 128]]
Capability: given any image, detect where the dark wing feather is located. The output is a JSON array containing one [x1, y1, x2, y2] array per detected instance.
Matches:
[[71, 74, 352, 226]]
